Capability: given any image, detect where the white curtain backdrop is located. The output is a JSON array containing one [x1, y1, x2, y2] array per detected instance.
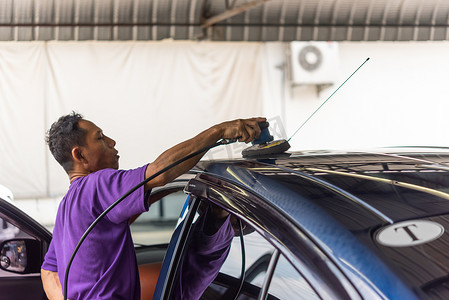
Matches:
[[0, 41, 264, 199], [0, 43, 48, 199]]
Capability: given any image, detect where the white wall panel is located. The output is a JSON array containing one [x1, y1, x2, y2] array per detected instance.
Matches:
[[282, 41, 449, 151]]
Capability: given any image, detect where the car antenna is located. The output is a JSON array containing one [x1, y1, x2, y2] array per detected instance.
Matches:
[[287, 57, 370, 143], [242, 58, 370, 158]]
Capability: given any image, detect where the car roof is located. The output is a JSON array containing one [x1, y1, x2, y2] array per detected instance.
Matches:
[[197, 148, 449, 225], [193, 148, 449, 299]]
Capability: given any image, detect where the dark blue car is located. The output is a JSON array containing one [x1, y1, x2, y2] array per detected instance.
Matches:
[[2, 148, 449, 299], [154, 149, 449, 300]]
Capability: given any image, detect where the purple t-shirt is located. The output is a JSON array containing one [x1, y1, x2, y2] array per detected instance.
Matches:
[[42, 165, 149, 300]]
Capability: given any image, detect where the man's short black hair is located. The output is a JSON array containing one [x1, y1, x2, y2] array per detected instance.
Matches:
[[46, 112, 87, 173]]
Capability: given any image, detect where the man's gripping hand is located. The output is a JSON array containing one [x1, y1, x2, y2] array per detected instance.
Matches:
[[214, 117, 266, 144]]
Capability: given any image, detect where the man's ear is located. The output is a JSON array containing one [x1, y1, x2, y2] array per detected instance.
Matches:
[[72, 147, 87, 164]]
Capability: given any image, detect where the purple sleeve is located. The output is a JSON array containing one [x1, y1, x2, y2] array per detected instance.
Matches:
[[41, 239, 57, 272], [173, 208, 234, 300], [91, 165, 149, 224]]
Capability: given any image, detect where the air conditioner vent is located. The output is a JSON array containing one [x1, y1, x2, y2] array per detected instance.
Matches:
[[290, 42, 339, 85]]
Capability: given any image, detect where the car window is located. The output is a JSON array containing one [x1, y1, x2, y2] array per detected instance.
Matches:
[[202, 221, 320, 300], [1, 218, 20, 242], [162, 199, 267, 300], [130, 190, 187, 246], [0, 217, 35, 277], [267, 255, 320, 300], [202, 226, 274, 300], [164, 198, 321, 300]]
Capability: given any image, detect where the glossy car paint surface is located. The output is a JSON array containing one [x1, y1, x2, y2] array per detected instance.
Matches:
[[155, 149, 449, 300]]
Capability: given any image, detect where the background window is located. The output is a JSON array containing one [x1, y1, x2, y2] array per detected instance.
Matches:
[[131, 190, 187, 245]]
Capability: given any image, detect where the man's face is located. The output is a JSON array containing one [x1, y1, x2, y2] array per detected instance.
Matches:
[[78, 120, 120, 172]]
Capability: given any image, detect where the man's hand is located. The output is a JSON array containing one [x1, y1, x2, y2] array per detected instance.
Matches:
[[214, 117, 266, 144]]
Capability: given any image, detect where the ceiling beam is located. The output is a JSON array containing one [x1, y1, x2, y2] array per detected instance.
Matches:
[[201, 0, 271, 29]]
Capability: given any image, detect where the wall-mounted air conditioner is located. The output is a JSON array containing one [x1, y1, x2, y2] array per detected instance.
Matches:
[[289, 41, 339, 86]]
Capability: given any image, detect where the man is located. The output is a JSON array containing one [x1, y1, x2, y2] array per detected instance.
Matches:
[[41, 112, 265, 299]]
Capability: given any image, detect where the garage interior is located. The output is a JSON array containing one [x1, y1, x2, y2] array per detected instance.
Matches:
[[1, 0, 449, 226]]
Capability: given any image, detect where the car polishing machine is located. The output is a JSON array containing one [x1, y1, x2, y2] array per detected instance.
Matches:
[[242, 121, 290, 158]]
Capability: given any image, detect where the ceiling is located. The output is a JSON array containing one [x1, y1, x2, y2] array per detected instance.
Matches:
[[1, 0, 448, 42]]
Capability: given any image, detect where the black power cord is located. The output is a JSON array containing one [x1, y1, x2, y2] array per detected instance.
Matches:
[[63, 139, 232, 300], [232, 219, 246, 300]]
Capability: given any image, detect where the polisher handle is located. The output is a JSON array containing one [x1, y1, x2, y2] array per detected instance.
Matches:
[[254, 121, 273, 145], [258, 121, 269, 130]]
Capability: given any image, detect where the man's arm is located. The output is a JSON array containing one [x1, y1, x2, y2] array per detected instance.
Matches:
[[173, 203, 235, 300], [144, 118, 265, 191], [41, 269, 64, 300]]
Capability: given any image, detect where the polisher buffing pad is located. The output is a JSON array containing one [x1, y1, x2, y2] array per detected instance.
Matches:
[[242, 121, 290, 158]]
